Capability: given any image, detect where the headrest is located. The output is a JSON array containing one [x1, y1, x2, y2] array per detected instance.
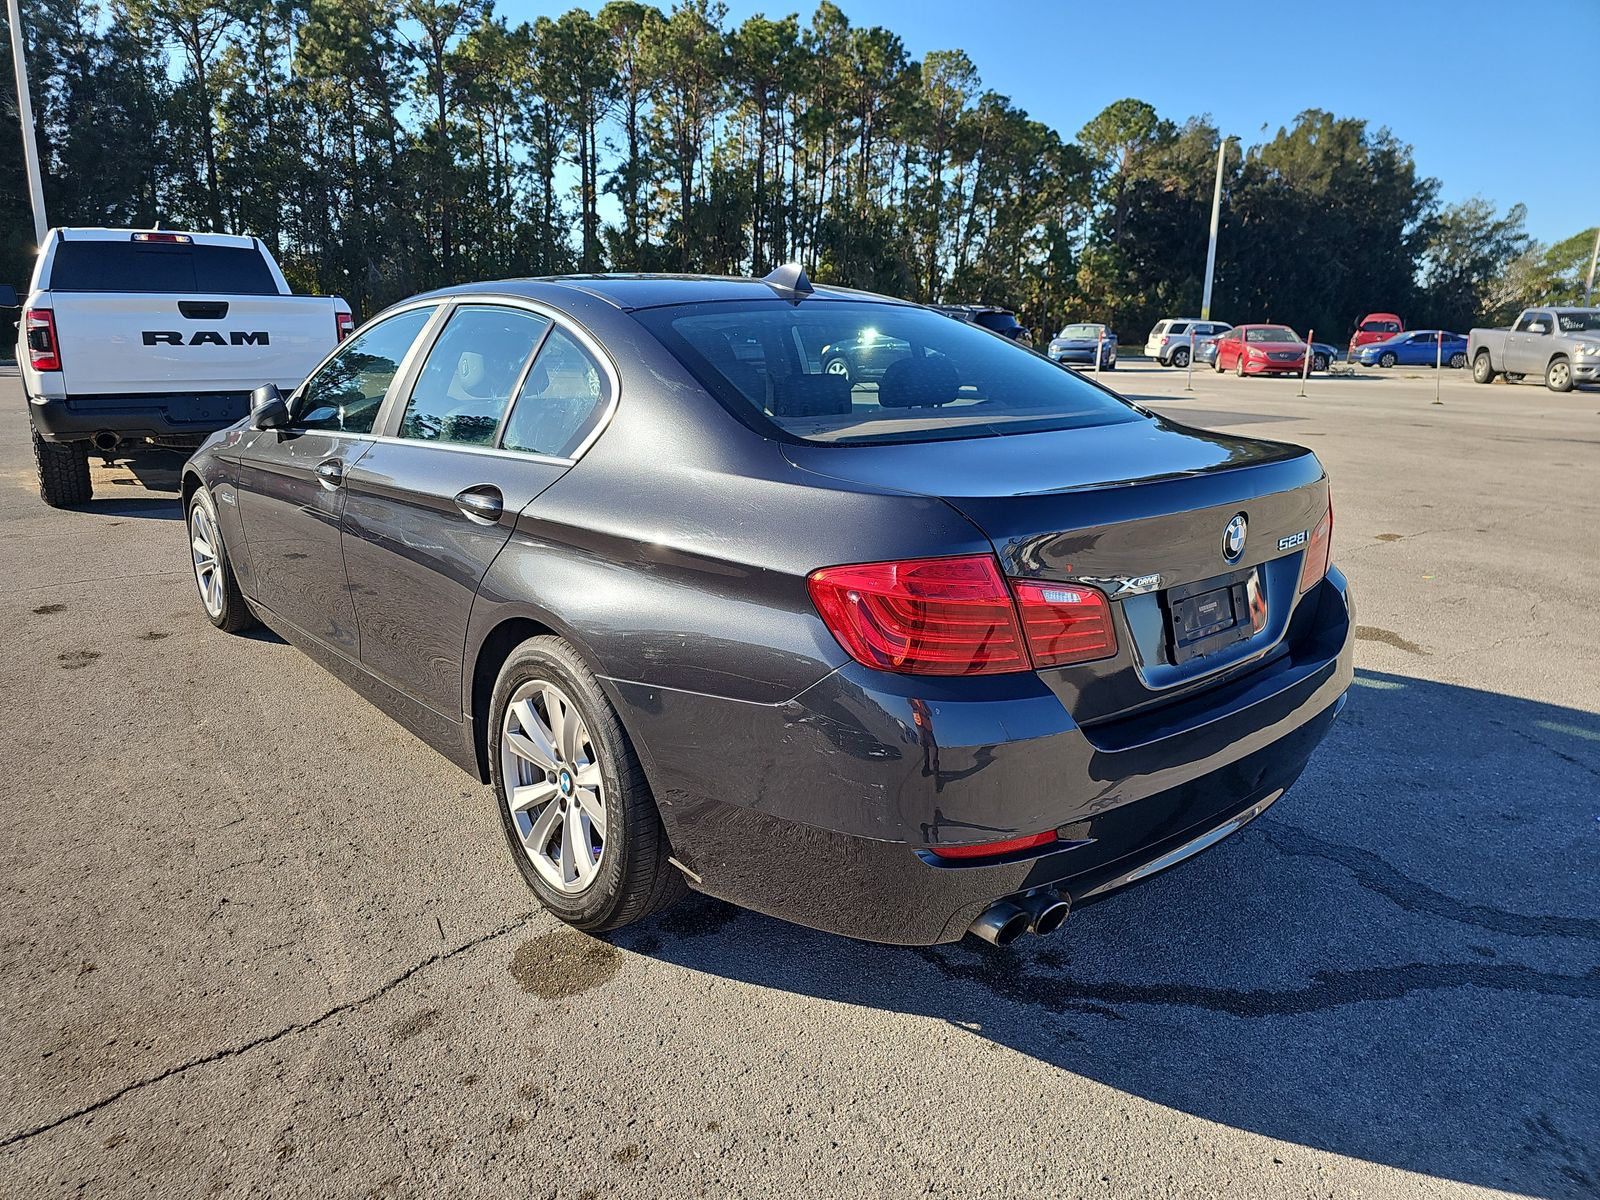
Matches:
[[454, 351, 490, 398], [771, 374, 851, 418], [877, 355, 958, 408]]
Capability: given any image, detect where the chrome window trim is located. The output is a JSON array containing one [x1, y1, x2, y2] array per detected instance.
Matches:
[[361, 433, 574, 470], [371, 292, 620, 464]]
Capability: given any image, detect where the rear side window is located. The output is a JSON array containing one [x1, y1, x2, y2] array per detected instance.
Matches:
[[46, 240, 279, 294], [398, 305, 551, 446], [637, 299, 1140, 446], [1168, 321, 1190, 335], [501, 328, 611, 458]]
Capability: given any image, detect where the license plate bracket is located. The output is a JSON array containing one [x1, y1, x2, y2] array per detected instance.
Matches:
[[1163, 568, 1261, 665]]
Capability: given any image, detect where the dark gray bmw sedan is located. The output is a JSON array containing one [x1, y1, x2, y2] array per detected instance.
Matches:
[[182, 268, 1352, 946]]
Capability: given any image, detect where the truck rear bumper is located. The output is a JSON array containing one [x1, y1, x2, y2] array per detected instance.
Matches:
[[28, 391, 253, 443]]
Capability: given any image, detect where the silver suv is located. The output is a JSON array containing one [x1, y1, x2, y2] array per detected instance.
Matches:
[[1144, 318, 1232, 367]]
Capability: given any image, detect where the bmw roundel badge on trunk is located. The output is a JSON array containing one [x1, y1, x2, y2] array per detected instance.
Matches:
[[1223, 514, 1248, 562]]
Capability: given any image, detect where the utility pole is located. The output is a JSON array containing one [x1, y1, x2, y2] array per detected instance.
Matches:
[[1200, 136, 1230, 321], [7, 0, 48, 245], [1585, 226, 1599, 306]]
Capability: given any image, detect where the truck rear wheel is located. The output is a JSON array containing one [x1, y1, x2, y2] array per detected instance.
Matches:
[[1471, 352, 1496, 385], [33, 431, 93, 508]]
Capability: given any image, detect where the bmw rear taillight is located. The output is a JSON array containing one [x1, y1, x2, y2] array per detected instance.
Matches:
[[1010, 580, 1117, 666], [336, 308, 355, 342], [807, 555, 1028, 675], [807, 555, 1118, 676], [1299, 494, 1333, 592], [25, 308, 61, 372]]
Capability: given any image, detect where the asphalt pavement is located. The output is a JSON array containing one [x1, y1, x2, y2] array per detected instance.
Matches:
[[1, 361, 1596, 1198]]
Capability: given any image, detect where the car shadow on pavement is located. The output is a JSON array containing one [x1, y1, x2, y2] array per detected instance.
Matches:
[[620, 671, 1599, 1199]]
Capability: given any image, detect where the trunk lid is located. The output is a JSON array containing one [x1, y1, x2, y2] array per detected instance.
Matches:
[[783, 415, 1330, 724], [49, 293, 340, 396]]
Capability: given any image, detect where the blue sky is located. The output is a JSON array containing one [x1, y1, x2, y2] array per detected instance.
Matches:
[[506, 0, 1598, 245]]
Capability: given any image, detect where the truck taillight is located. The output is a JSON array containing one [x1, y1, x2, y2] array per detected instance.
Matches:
[[25, 308, 61, 372], [807, 555, 1117, 677], [1299, 495, 1333, 592], [336, 309, 355, 342]]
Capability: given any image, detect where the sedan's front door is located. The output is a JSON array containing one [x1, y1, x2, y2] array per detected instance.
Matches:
[[341, 305, 613, 718], [236, 304, 439, 654]]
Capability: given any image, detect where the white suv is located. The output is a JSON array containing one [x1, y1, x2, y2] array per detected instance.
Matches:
[[1144, 318, 1232, 367]]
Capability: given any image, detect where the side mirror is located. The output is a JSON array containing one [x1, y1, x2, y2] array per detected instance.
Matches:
[[1527, 322, 1548, 335], [0, 284, 18, 308], [250, 383, 290, 430]]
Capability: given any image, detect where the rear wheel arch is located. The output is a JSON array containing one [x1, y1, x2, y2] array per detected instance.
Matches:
[[468, 613, 635, 783]]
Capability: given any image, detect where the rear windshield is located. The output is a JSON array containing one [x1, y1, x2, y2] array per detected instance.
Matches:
[[1360, 319, 1400, 333], [636, 299, 1142, 446], [47, 240, 279, 294]]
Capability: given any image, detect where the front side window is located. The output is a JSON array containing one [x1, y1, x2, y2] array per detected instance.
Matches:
[[637, 299, 1140, 446], [501, 328, 610, 458], [398, 305, 552, 446], [295, 305, 437, 434]]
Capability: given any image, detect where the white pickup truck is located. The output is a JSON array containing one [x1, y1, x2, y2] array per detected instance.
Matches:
[[12, 228, 352, 506]]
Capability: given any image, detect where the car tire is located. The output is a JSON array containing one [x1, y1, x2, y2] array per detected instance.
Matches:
[[1103, 358, 1116, 371], [1171, 347, 1190, 368], [489, 635, 686, 933], [187, 487, 257, 633], [1379, 351, 1397, 368], [1472, 352, 1496, 383], [823, 357, 852, 384], [1312, 353, 1329, 372], [1235, 356, 1246, 377], [1449, 351, 1466, 369], [33, 430, 93, 508], [1545, 356, 1574, 394]]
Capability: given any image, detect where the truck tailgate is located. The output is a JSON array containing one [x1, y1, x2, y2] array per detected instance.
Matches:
[[50, 293, 337, 395]]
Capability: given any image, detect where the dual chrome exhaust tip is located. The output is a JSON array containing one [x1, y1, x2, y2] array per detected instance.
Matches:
[[968, 889, 1072, 946]]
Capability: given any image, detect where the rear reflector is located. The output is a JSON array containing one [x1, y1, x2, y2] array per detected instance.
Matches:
[[807, 555, 1028, 676], [132, 231, 193, 244], [25, 308, 61, 371], [1299, 495, 1333, 592], [928, 829, 1058, 860], [1011, 580, 1117, 666], [336, 309, 355, 342]]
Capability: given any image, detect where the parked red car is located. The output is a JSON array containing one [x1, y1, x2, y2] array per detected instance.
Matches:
[[1348, 312, 1403, 356], [1213, 325, 1311, 376]]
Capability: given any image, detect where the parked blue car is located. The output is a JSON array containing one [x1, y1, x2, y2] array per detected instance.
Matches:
[[1356, 330, 1469, 369]]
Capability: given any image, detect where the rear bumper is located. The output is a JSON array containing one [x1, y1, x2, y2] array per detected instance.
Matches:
[[28, 390, 255, 443], [612, 566, 1355, 945]]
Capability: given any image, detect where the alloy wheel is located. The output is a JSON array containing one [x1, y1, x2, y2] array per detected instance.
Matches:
[[500, 680, 606, 893], [190, 503, 225, 619]]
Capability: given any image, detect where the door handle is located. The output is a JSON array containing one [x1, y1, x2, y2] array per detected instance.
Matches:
[[454, 486, 503, 523], [316, 459, 344, 487]]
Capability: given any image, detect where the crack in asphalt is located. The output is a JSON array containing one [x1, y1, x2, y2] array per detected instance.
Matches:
[[1263, 823, 1600, 942], [920, 946, 1600, 1019], [0, 911, 538, 1152], [1494, 719, 1600, 782]]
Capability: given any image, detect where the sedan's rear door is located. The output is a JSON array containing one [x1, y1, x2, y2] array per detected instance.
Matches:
[[341, 302, 614, 718]]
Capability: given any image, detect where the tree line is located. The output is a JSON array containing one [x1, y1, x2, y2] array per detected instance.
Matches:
[[3, 0, 1593, 342]]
